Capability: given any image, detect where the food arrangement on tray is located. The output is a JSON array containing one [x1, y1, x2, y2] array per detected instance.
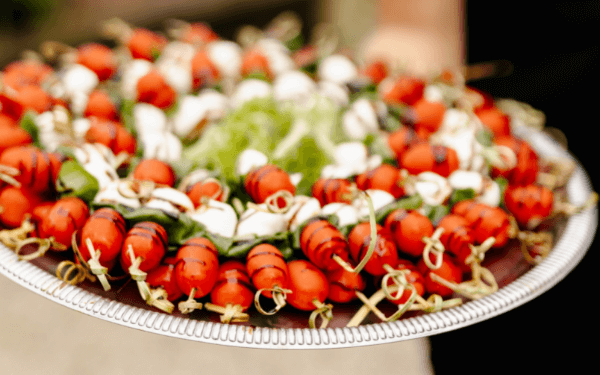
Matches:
[[0, 12, 596, 329]]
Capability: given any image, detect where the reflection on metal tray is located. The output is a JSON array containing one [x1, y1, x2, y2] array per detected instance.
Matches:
[[0, 128, 596, 348]]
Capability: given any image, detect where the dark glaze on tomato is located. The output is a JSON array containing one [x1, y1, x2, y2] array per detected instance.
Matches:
[[174, 237, 219, 299], [246, 244, 289, 298], [381, 265, 425, 305], [147, 258, 183, 302], [452, 200, 512, 247], [387, 127, 423, 162], [492, 136, 538, 186], [417, 254, 462, 298], [384, 209, 434, 257], [120, 222, 168, 273], [85, 119, 136, 156], [348, 222, 398, 276], [326, 266, 366, 303], [186, 179, 224, 207], [436, 214, 475, 269], [244, 164, 295, 205], [400, 143, 459, 177], [210, 260, 254, 311], [0, 146, 62, 194], [504, 184, 553, 228], [79, 208, 126, 266], [355, 164, 404, 199], [382, 76, 425, 105], [299, 218, 350, 272], [84, 90, 119, 120], [77, 43, 117, 81], [311, 178, 353, 206], [412, 98, 446, 138], [39, 197, 89, 249], [190, 50, 220, 90]]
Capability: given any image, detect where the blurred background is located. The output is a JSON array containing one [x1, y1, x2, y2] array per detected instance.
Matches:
[[1, 0, 598, 374]]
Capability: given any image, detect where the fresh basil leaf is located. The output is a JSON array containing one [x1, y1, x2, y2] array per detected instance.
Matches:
[[284, 33, 304, 52], [19, 110, 41, 148], [449, 188, 476, 207], [397, 194, 423, 210], [422, 204, 449, 226], [56, 160, 99, 203], [495, 176, 509, 207], [476, 128, 494, 147]]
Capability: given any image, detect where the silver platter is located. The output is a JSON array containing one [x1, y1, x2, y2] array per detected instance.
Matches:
[[0, 127, 596, 349]]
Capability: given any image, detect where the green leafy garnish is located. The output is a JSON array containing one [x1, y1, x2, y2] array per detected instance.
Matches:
[[476, 128, 494, 147], [449, 188, 476, 207], [19, 111, 41, 148], [422, 204, 449, 226], [284, 33, 304, 52], [182, 95, 344, 196], [56, 160, 100, 203], [495, 176, 509, 207], [182, 97, 293, 181]]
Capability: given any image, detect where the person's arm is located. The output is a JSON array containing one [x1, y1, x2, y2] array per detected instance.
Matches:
[[359, 0, 465, 77]]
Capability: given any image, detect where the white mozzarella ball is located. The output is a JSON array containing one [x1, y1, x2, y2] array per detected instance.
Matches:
[[436, 128, 477, 170], [80, 159, 118, 190], [143, 199, 180, 217], [236, 149, 268, 176], [189, 200, 238, 238], [272, 70, 316, 103], [235, 205, 287, 238], [177, 169, 213, 192], [121, 59, 153, 100], [289, 173, 303, 187], [156, 41, 195, 68], [257, 38, 294, 76], [74, 143, 116, 166], [321, 203, 359, 227], [133, 103, 168, 136], [35, 112, 70, 152], [62, 64, 98, 96], [284, 196, 321, 232], [70, 91, 90, 117], [141, 131, 182, 163], [354, 189, 395, 218], [342, 111, 367, 140], [439, 108, 470, 133], [352, 98, 378, 130], [72, 118, 91, 139], [171, 95, 208, 138], [207, 41, 242, 78], [318, 54, 358, 85], [318, 81, 349, 107], [231, 79, 272, 108], [477, 180, 501, 207], [366, 155, 383, 170], [94, 181, 141, 209], [423, 84, 445, 103], [197, 89, 229, 122], [414, 172, 452, 206], [158, 63, 192, 94], [150, 187, 194, 212], [334, 142, 368, 168], [448, 170, 484, 192], [320, 164, 359, 179]]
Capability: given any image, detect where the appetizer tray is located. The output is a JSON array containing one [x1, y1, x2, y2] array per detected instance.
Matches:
[[1, 126, 596, 349]]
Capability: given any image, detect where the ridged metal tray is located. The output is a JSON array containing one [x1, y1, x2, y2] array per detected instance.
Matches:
[[0, 127, 596, 349]]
